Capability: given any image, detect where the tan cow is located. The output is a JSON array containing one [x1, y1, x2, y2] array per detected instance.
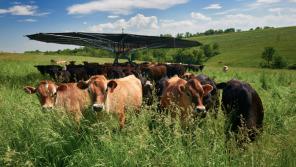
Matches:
[[50, 59, 67, 65], [160, 76, 213, 126], [78, 75, 142, 128], [223, 65, 229, 72], [24, 80, 91, 122]]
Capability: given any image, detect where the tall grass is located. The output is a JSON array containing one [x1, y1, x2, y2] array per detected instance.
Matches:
[[0, 53, 295, 166]]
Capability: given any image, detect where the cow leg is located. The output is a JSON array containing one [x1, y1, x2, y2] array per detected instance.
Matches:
[[118, 112, 126, 129]]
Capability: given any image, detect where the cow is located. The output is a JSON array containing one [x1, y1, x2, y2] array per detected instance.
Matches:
[[160, 76, 213, 127], [142, 64, 167, 82], [34, 65, 62, 77], [217, 79, 264, 142], [50, 59, 67, 65], [24, 80, 91, 122], [223, 66, 229, 72], [186, 64, 205, 72], [165, 63, 186, 78], [77, 75, 142, 128], [195, 74, 220, 118], [181, 72, 195, 81]]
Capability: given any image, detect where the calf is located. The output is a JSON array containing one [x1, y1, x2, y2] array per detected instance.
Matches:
[[24, 80, 91, 122], [78, 75, 142, 128], [217, 79, 264, 142], [160, 76, 213, 127]]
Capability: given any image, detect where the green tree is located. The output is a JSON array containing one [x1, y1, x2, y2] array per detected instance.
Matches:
[[262, 47, 276, 66], [176, 33, 184, 39], [201, 44, 213, 59]]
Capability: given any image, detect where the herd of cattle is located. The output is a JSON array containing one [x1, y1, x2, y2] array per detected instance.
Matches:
[[24, 61, 263, 143]]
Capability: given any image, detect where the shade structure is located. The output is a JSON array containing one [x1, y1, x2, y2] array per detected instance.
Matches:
[[26, 32, 202, 63]]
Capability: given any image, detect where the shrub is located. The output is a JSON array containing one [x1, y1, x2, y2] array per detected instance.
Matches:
[[271, 55, 287, 69], [288, 64, 296, 70]]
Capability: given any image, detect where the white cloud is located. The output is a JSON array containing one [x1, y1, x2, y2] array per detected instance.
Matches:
[[67, 0, 189, 15], [214, 9, 238, 15], [256, 0, 281, 3], [88, 14, 158, 34], [108, 15, 119, 19], [87, 12, 296, 36], [0, 9, 8, 14], [12, 1, 22, 5], [288, 0, 296, 2], [8, 5, 37, 15], [191, 12, 212, 21], [249, 0, 281, 8], [18, 18, 37, 22], [83, 21, 87, 25], [0, 5, 49, 16], [203, 4, 222, 10]]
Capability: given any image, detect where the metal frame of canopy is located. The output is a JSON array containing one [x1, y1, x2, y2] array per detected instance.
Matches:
[[26, 32, 202, 64]]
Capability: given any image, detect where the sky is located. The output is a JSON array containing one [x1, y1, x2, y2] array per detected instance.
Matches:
[[0, 0, 296, 52]]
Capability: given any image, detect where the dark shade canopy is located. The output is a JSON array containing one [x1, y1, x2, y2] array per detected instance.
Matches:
[[26, 32, 202, 53]]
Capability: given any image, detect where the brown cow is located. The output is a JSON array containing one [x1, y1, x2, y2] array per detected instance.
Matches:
[[160, 76, 213, 127], [24, 80, 91, 122], [142, 64, 167, 82], [78, 75, 142, 128]]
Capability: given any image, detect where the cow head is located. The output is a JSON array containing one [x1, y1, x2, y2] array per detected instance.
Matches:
[[180, 78, 213, 113], [24, 80, 67, 110], [77, 75, 114, 112]]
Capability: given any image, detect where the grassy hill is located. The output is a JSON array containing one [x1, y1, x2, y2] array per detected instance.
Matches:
[[192, 26, 296, 67]]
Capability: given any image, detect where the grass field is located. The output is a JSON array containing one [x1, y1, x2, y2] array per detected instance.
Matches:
[[0, 53, 296, 166], [191, 26, 296, 67]]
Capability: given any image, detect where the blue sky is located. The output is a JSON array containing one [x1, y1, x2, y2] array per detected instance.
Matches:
[[1, 0, 296, 52]]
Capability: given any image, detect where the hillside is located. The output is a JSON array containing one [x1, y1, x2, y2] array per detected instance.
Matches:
[[191, 26, 296, 67]]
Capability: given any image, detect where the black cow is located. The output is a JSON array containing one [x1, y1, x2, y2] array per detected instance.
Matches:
[[165, 63, 186, 78], [196, 74, 220, 118], [217, 79, 264, 142]]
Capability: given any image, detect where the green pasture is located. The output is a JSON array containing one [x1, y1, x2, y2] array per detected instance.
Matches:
[[0, 53, 295, 166]]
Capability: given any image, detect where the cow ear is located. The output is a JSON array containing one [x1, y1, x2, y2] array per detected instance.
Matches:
[[77, 81, 88, 89], [107, 80, 117, 93], [24, 86, 36, 94], [216, 82, 227, 89], [57, 85, 67, 91], [203, 84, 213, 96]]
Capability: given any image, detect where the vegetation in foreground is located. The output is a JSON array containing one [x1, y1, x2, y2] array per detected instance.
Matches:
[[0, 53, 295, 166]]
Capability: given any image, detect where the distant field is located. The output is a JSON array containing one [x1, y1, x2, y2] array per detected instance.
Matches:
[[192, 26, 296, 67], [0, 53, 295, 166]]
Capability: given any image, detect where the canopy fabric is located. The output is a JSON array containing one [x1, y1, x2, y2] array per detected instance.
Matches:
[[26, 32, 202, 53]]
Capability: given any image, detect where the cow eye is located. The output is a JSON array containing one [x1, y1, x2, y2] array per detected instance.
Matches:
[[52, 92, 57, 97]]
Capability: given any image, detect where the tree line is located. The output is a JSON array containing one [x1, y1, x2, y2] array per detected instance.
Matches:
[[25, 42, 220, 65], [161, 26, 275, 39]]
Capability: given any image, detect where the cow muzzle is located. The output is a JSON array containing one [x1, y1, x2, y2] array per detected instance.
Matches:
[[42, 105, 54, 111], [194, 106, 206, 113], [92, 104, 104, 112]]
